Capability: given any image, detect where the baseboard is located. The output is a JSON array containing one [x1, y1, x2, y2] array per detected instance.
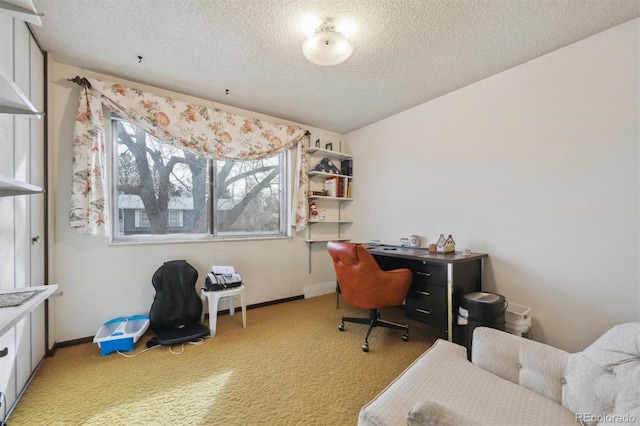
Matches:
[[56, 336, 94, 348], [304, 281, 336, 298], [245, 295, 304, 310], [57, 295, 307, 348], [45, 341, 58, 357]]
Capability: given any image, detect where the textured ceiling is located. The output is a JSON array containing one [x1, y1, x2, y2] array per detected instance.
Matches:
[[29, 0, 640, 133]]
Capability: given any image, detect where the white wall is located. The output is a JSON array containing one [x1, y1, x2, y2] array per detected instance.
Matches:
[[48, 62, 343, 342], [347, 19, 640, 352]]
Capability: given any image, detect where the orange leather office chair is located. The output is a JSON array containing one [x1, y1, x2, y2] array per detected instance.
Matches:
[[327, 241, 413, 352]]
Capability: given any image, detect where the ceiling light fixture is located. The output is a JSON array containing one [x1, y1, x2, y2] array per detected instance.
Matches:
[[302, 18, 353, 66]]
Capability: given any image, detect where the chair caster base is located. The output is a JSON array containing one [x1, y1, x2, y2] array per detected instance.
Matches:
[[402, 333, 409, 342], [362, 343, 369, 352], [338, 323, 345, 331]]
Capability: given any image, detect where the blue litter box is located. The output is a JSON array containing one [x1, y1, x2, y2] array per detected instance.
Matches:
[[93, 315, 150, 356]]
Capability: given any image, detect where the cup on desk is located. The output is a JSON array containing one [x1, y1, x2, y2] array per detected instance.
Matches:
[[428, 244, 437, 253], [462, 248, 471, 256], [400, 238, 409, 247]]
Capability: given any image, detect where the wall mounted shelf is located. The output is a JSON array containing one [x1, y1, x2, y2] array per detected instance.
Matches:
[[308, 195, 353, 201], [305, 145, 353, 272], [0, 285, 57, 338], [305, 237, 350, 243], [0, 66, 44, 116], [308, 170, 353, 179], [307, 146, 351, 161], [0, 0, 43, 26], [0, 174, 43, 196]]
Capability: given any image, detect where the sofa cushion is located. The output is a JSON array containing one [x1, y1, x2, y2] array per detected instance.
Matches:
[[407, 400, 478, 426], [563, 322, 640, 425], [472, 326, 568, 403], [358, 339, 576, 426]]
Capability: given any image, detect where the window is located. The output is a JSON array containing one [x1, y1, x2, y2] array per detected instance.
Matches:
[[168, 210, 184, 228], [112, 117, 289, 240], [133, 210, 150, 228]]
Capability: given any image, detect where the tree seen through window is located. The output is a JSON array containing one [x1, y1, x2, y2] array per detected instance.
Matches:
[[113, 117, 287, 238]]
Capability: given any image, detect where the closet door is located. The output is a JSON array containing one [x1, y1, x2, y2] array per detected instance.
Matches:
[[13, 18, 32, 397], [29, 36, 45, 368], [0, 13, 17, 411]]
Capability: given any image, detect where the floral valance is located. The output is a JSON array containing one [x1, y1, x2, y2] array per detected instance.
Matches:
[[69, 77, 309, 236]]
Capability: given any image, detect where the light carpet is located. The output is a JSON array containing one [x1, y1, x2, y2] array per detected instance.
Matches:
[[9, 294, 439, 425]]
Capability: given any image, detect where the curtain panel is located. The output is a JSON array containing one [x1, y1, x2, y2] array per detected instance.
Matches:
[[69, 86, 110, 236], [70, 77, 309, 236]]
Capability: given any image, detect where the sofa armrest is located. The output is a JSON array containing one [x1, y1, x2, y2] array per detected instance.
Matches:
[[472, 327, 569, 404]]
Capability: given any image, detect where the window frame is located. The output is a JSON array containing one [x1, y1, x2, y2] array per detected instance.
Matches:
[[109, 115, 292, 244]]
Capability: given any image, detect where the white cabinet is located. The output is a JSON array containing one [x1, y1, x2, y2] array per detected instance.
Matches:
[[0, 4, 48, 422], [305, 147, 353, 243]]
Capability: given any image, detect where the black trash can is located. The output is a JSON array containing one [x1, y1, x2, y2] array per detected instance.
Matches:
[[460, 292, 506, 360]]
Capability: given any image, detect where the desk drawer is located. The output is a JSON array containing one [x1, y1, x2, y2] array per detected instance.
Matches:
[[410, 263, 446, 285], [409, 284, 446, 306], [405, 299, 447, 325]]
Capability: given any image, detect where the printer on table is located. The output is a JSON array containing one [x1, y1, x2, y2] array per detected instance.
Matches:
[[204, 265, 243, 291]]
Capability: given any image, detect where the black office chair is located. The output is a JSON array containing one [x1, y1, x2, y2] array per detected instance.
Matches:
[[327, 242, 413, 352]]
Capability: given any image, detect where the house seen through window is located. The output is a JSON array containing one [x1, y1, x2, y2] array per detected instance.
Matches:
[[112, 117, 288, 240]]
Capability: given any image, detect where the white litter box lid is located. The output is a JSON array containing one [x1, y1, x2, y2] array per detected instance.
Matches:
[[506, 303, 531, 321], [506, 303, 530, 315]]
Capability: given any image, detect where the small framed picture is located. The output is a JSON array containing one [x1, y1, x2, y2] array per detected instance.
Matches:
[[325, 143, 333, 151]]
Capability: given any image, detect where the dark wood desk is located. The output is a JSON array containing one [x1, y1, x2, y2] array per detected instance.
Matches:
[[366, 245, 488, 343]]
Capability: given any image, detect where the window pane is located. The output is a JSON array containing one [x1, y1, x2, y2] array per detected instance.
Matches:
[[214, 156, 284, 235], [114, 119, 209, 236], [140, 211, 150, 228], [112, 116, 288, 240]]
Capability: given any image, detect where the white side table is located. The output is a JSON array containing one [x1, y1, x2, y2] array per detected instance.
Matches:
[[200, 285, 246, 336]]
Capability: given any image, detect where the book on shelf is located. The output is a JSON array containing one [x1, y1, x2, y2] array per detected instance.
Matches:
[[346, 181, 352, 198], [324, 176, 338, 197]]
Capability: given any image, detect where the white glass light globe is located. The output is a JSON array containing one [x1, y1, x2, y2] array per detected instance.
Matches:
[[302, 29, 353, 66]]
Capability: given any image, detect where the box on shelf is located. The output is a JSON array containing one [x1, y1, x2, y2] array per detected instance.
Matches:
[[93, 315, 150, 356], [340, 158, 353, 176]]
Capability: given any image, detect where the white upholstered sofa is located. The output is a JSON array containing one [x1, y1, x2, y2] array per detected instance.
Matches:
[[359, 323, 640, 426]]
